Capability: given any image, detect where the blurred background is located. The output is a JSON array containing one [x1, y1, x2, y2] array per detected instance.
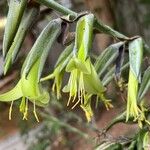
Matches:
[[0, 0, 150, 149]]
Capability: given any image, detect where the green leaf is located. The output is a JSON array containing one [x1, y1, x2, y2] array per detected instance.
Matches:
[[95, 42, 124, 76], [95, 142, 123, 150], [3, 0, 27, 57], [55, 43, 74, 67], [22, 18, 62, 80], [102, 62, 129, 86], [55, 43, 74, 68], [128, 140, 137, 150], [143, 132, 150, 150], [129, 38, 143, 82], [136, 128, 148, 150], [4, 4, 40, 74], [138, 67, 150, 101]]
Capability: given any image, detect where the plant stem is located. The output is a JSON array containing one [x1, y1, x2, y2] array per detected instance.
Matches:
[[35, 0, 130, 39], [94, 18, 129, 40], [35, 0, 77, 17]]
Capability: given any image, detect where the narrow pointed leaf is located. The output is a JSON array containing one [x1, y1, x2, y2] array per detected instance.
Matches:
[[55, 43, 73, 68], [4, 4, 40, 74], [138, 67, 150, 101], [95, 42, 124, 76], [136, 128, 148, 150], [143, 132, 150, 150], [3, 0, 27, 57], [23, 18, 62, 80], [95, 142, 123, 150], [102, 62, 129, 86]]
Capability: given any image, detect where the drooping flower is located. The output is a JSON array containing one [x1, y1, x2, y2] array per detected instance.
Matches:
[[126, 37, 148, 126], [0, 58, 50, 121], [0, 18, 62, 121], [62, 14, 113, 121], [41, 44, 74, 99]]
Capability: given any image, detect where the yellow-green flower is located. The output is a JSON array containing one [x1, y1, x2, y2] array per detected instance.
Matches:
[[41, 44, 74, 99], [0, 18, 62, 121], [63, 57, 113, 121], [0, 58, 50, 121], [62, 14, 113, 121], [126, 37, 148, 126], [126, 70, 142, 122]]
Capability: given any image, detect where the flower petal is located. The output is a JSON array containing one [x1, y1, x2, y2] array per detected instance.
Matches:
[[0, 81, 22, 101]]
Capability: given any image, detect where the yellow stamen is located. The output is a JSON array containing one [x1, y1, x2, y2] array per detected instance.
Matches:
[[67, 96, 72, 106], [9, 101, 14, 120], [71, 99, 80, 109], [33, 100, 39, 122], [23, 99, 28, 120], [72, 94, 77, 103], [52, 82, 56, 93]]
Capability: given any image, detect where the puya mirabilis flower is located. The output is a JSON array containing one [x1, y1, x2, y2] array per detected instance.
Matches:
[[0, 58, 50, 122], [41, 43, 74, 99], [62, 14, 113, 122], [126, 37, 149, 127], [0, 18, 62, 121]]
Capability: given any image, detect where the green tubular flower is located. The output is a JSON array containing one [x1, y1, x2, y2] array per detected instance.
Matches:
[[3, 0, 27, 57], [63, 14, 112, 121], [126, 38, 144, 124], [127, 70, 141, 122], [0, 18, 62, 121], [0, 58, 50, 121], [41, 44, 74, 99]]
